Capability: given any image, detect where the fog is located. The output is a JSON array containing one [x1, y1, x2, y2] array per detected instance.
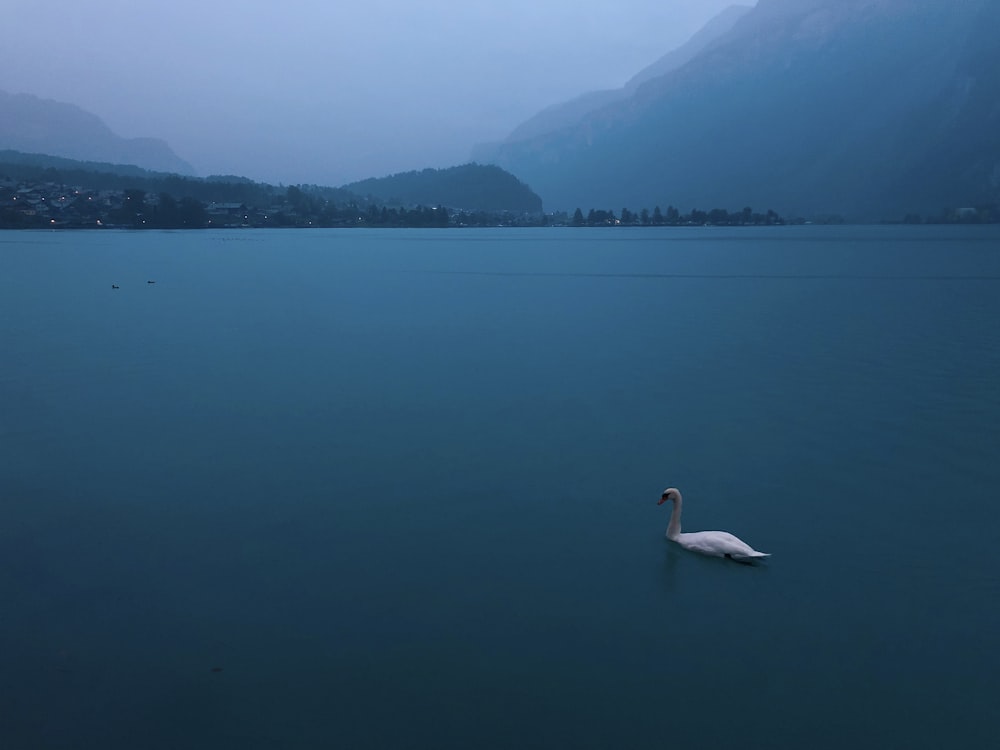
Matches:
[[1, 1, 743, 186]]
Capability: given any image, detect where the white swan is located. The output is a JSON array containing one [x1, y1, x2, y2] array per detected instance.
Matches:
[[659, 487, 770, 562]]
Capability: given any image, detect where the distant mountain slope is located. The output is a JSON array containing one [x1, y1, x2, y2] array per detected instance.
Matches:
[[473, 5, 750, 159], [344, 163, 543, 212], [0, 90, 196, 176], [0, 148, 177, 179], [488, 0, 1000, 220], [625, 6, 755, 94]]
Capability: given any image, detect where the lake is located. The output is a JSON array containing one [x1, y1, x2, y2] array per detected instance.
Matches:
[[1, 226, 999, 748]]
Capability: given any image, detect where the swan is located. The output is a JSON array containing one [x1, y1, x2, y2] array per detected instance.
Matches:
[[659, 487, 770, 563]]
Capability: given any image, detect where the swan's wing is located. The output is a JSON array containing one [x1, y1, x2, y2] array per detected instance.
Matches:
[[678, 531, 768, 559]]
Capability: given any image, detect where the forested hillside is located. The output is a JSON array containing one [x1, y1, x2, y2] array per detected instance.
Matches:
[[345, 164, 543, 213]]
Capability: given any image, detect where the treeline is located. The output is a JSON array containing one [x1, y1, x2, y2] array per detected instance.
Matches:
[[568, 205, 784, 226], [285, 198, 454, 228], [900, 205, 1000, 224]]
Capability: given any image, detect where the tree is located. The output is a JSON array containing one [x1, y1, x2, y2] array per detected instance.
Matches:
[[434, 205, 450, 227], [157, 192, 178, 226], [572, 208, 584, 226], [177, 197, 206, 227], [286, 185, 312, 214], [708, 208, 729, 225]]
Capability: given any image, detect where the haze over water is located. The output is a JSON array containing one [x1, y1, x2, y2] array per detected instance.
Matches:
[[2, 226, 999, 748], [0, 1, 740, 184]]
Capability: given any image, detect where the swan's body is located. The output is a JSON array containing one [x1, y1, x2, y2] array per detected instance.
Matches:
[[659, 487, 769, 562]]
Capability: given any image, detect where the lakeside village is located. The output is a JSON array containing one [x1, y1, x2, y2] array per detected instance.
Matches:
[[3, 176, 996, 230], [0, 176, 789, 229]]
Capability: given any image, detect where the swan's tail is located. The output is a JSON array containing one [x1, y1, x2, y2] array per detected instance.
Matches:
[[733, 551, 770, 562]]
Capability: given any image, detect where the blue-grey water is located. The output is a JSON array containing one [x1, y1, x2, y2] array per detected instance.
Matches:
[[2, 226, 999, 749]]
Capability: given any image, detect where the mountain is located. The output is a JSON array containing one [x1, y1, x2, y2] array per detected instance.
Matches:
[[0, 148, 183, 180], [343, 163, 543, 213], [0, 90, 196, 176], [473, 5, 751, 160], [485, 0, 1000, 220], [622, 5, 754, 92]]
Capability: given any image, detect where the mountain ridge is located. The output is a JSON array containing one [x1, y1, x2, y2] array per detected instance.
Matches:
[[0, 90, 196, 176], [473, 5, 751, 160], [486, 0, 1000, 220]]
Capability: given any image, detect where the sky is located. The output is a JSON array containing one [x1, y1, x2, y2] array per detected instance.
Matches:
[[1, 1, 744, 186]]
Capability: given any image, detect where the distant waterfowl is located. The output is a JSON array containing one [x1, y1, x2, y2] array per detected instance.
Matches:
[[658, 487, 770, 563], [147, 280, 156, 284], [111, 284, 119, 289]]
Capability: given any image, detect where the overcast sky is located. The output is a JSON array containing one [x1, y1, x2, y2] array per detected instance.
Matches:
[[1, 1, 746, 185]]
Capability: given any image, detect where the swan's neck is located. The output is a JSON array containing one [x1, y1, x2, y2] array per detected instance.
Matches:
[[667, 495, 682, 540]]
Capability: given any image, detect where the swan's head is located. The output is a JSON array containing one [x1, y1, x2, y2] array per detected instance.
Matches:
[[658, 487, 680, 505]]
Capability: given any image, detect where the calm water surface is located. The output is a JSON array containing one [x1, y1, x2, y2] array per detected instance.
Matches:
[[1, 226, 999, 748]]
